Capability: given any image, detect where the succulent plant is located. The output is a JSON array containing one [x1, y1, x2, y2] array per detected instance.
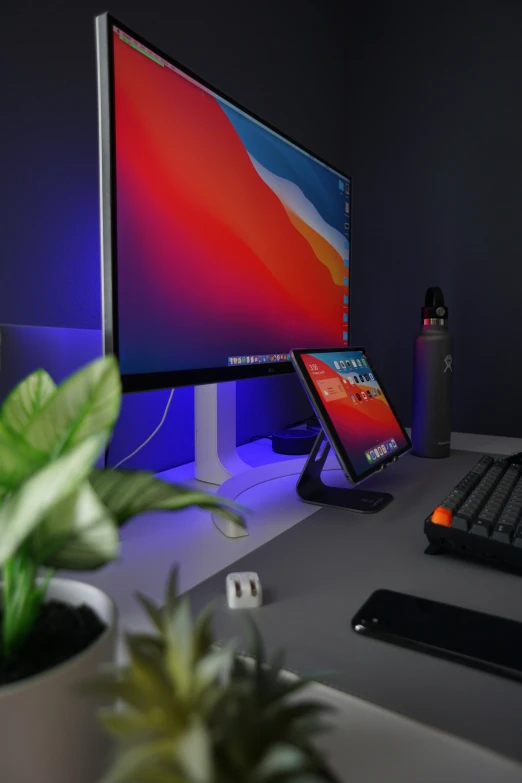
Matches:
[[94, 569, 338, 783], [0, 356, 244, 659]]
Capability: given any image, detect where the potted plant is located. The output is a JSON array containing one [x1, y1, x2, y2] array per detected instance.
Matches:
[[93, 569, 338, 783], [0, 356, 244, 783]]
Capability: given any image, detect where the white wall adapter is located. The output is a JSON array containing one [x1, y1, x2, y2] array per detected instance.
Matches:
[[226, 572, 263, 609]]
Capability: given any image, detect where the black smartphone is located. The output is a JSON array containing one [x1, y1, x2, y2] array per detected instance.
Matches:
[[352, 589, 522, 682]]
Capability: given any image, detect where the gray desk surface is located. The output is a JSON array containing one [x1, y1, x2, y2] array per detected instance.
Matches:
[[185, 449, 522, 764]]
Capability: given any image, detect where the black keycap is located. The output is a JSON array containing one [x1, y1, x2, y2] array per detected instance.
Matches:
[[445, 492, 464, 505], [460, 509, 480, 523], [461, 498, 479, 508], [498, 512, 516, 524], [470, 518, 495, 537], [442, 500, 459, 513], [492, 523, 515, 544], [452, 514, 471, 532], [513, 525, 522, 548]]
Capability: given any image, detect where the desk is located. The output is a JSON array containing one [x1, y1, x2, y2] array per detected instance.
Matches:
[[78, 432, 522, 782]]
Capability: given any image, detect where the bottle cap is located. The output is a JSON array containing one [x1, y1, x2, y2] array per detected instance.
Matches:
[[422, 286, 448, 321]]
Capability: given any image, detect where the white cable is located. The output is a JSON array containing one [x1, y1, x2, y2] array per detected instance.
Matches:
[[111, 388, 175, 470]]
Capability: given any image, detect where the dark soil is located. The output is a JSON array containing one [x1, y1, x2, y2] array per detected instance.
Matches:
[[0, 600, 107, 687]]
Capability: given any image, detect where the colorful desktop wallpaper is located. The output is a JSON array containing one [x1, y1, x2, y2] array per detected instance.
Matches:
[[300, 350, 409, 477], [111, 29, 350, 375]]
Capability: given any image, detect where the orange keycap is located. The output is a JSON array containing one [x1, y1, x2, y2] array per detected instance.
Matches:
[[431, 506, 452, 526]]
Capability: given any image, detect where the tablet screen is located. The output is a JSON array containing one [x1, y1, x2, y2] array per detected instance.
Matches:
[[296, 348, 410, 479]]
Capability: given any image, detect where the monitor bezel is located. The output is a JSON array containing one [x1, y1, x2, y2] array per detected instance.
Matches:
[[95, 13, 352, 393]]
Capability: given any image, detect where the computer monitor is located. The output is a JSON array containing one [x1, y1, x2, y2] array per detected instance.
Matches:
[[95, 14, 351, 393]]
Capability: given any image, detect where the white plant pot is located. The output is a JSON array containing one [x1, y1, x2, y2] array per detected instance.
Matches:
[[0, 578, 117, 783]]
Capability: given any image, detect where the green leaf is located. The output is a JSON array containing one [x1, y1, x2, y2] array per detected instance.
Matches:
[[89, 469, 246, 529], [136, 592, 165, 633], [0, 432, 108, 566], [165, 566, 179, 618], [253, 744, 309, 781], [88, 671, 154, 712], [1, 369, 56, 438], [1, 549, 51, 656], [99, 739, 175, 783], [165, 597, 194, 695], [32, 481, 119, 570], [23, 356, 121, 457], [175, 719, 213, 783], [98, 705, 166, 739], [192, 603, 216, 659], [0, 420, 47, 490], [194, 644, 235, 693]]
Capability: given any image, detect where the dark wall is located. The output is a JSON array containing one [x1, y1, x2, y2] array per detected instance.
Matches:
[[349, 0, 522, 436]]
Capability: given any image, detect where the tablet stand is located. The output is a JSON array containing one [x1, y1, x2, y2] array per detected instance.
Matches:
[[296, 430, 394, 513]]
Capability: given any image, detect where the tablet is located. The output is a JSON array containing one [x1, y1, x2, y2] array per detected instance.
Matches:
[[290, 347, 411, 484]]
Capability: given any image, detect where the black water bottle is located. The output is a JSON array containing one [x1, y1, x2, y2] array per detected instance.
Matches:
[[411, 287, 453, 458]]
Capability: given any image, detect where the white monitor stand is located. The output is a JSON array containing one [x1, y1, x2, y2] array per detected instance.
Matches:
[[194, 382, 340, 539], [194, 382, 250, 485]]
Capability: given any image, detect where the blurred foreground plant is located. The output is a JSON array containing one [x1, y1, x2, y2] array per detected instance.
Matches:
[[92, 569, 338, 783], [0, 357, 244, 659]]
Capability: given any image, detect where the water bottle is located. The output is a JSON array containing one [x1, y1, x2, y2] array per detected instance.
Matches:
[[411, 287, 453, 458]]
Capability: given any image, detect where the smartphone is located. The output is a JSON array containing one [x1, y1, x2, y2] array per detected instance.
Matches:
[[352, 589, 522, 682], [290, 347, 411, 485]]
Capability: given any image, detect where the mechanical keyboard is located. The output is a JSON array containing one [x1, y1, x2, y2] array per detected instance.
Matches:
[[425, 455, 522, 572]]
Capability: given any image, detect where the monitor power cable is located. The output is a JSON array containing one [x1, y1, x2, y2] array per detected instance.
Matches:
[[108, 388, 176, 470]]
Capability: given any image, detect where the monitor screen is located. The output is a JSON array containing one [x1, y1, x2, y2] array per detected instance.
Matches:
[[97, 16, 351, 390]]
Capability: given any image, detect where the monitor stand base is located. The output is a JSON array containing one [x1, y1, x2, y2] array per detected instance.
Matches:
[[296, 431, 394, 513], [194, 385, 392, 537]]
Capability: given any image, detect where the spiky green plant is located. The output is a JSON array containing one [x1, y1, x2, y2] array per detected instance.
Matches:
[[0, 356, 244, 659], [93, 570, 338, 783]]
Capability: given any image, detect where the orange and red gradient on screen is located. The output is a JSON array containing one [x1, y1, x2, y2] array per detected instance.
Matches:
[[112, 31, 350, 375]]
